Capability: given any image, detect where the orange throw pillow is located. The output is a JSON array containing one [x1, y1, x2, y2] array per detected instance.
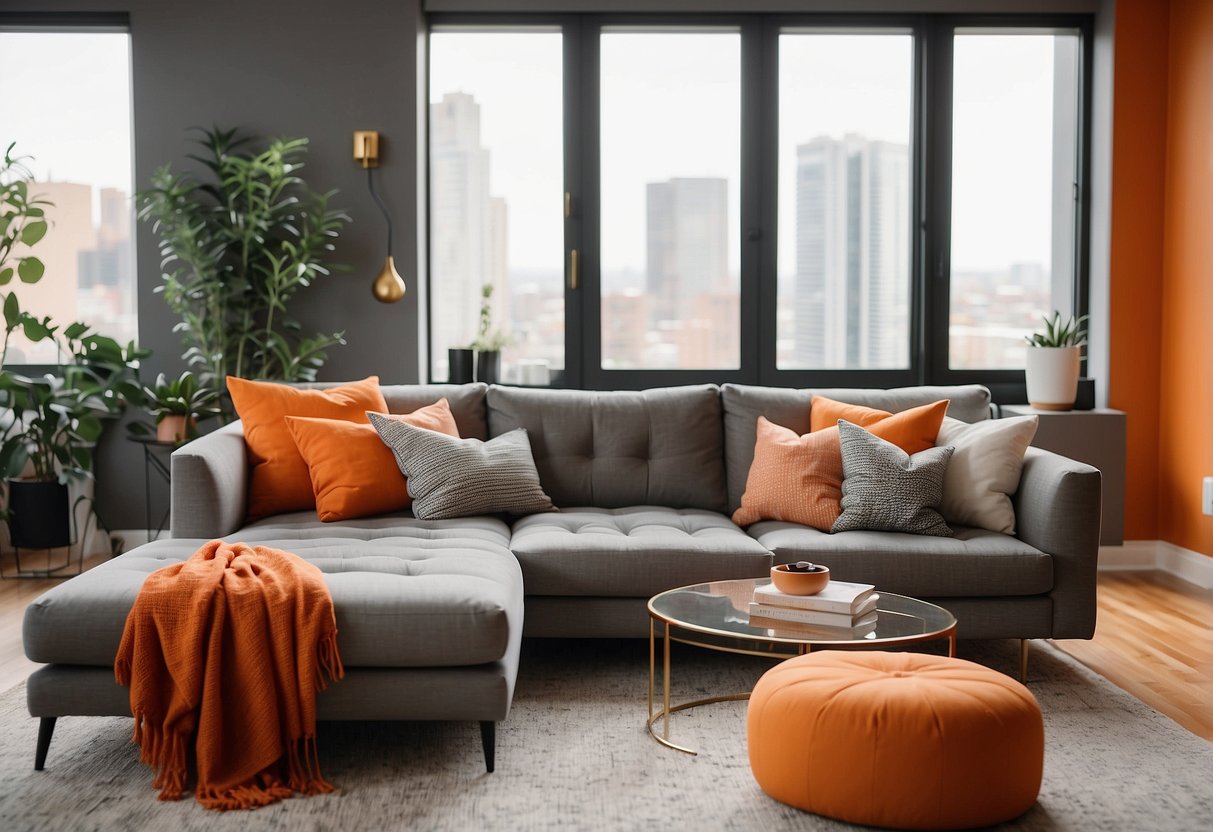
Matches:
[[811, 396, 950, 455], [285, 399, 460, 522], [228, 376, 389, 520], [733, 399, 949, 531]]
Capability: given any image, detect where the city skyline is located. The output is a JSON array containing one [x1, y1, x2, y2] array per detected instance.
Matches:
[[429, 83, 1054, 375], [789, 134, 911, 370]]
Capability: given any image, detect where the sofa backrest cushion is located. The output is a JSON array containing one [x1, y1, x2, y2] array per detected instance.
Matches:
[[486, 384, 727, 511], [380, 383, 489, 440], [720, 384, 992, 513]]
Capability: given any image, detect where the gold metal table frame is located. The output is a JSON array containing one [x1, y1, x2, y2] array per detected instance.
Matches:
[[646, 580, 958, 755]]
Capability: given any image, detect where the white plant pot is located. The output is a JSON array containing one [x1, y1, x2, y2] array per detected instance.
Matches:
[[1025, 346, 1081, 411]]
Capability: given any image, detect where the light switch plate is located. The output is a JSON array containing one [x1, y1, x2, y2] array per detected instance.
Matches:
[[1203, 477, 1213, 516]]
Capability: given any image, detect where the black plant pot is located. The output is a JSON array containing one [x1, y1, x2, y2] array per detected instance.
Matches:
[[6, 479, 72, 549], [448, 348, 475, 384], [476, 350, 501, 385]]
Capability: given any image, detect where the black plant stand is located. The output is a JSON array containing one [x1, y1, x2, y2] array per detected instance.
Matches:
[[2, 508, 83, 580], [127, 436, 176, 541], [1, 542, 84, 579]]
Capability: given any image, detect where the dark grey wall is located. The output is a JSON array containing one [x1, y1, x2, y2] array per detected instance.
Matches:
[[9, 0, 425, 529]]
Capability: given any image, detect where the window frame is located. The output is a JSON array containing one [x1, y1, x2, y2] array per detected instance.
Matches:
[[424, 11, 1094, 402], [925, 14, 1095, 402]]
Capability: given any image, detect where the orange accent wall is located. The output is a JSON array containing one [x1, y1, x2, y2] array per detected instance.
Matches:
[[1159, 0, 1213, 557], [1108, 0, 1168, 542]]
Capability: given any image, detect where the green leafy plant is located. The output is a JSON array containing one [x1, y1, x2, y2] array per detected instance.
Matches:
[[468, 284, 511, 352], [1025, 311, 1088, 348], [128, 370, 221, 441], [0, 319, 148, 484], [1, 142, 148, 486], [136, 127, 349, 399], [0, 142, 51, 291]]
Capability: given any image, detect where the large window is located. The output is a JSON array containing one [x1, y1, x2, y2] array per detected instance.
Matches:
[[429, 28, 564, 384], [777, 31, 914, 371], [948, 30, 1081, 370], [0, 27, 136, 364], [600, 29, 741, 370], [427, 15, 1091, 397]]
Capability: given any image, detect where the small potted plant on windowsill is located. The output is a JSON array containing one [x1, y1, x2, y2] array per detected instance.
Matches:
[[467, 284, 511, 385], [131, 370, 222, 444], [1024, 311, 1088, 411]]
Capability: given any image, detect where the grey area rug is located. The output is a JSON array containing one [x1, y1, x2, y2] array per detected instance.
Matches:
[[0, 639, 1209, 832]]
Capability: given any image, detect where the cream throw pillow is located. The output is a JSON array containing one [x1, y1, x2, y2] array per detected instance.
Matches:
[[935, 415, 1038, 534]]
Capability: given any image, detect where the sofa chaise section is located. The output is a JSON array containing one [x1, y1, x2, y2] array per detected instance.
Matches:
[[24, 508, 524, 772]]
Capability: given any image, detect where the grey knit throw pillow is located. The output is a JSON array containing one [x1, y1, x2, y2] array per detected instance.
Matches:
[[832, 419, 955, 537], [368, 412, 555, 520]]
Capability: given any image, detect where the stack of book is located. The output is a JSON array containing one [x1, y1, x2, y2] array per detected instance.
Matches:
[[748, 580, 879, 636]]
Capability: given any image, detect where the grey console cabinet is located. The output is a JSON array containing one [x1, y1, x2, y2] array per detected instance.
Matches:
[[1001, 405, 1126, 545]]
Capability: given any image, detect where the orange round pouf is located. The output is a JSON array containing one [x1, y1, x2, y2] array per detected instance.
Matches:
[[747, 651, 1043, 830]]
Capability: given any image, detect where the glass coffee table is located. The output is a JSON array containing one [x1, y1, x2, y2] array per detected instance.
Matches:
[[647, 577, 957, 754]]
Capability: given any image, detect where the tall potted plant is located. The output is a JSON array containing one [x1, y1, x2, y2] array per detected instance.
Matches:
[[0, 143, 148, 550], [0, 322, 147, 548], [137, 127, 349, 414], [1024, 311, 1088, 411]]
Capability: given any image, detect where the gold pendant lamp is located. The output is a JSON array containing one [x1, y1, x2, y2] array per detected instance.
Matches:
[[354, 130, 406, 303]]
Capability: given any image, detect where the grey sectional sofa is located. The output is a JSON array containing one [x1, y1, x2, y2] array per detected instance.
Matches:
[[22, 381, 1101, 772]]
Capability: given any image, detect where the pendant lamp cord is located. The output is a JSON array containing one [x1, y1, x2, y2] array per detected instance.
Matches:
[[367, 166, 392, 257]]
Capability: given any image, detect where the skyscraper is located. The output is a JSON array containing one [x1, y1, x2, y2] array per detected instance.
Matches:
[[430, 92, 507, 373], [792, 135, 909, 369], [645, 177, 728, 326]]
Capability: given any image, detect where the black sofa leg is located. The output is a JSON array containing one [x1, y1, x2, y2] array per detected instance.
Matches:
[[35, 717, 56, 771], [480, 721, 495, 773]]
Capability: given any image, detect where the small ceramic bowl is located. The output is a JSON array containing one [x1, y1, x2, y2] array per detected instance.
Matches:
[[770, 562, 831, 595]]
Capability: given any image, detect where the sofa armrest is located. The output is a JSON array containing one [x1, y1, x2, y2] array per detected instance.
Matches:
[[1013, 446, 1102, 639], [170, 420, 248, 539]]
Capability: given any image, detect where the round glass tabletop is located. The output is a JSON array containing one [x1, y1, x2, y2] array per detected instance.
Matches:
[[648, 577, 956, 647]]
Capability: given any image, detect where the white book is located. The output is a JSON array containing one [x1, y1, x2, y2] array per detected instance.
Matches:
[[748, 608, 880, 636], [747, 597, 878, 628], [754, 580, 877, 614]]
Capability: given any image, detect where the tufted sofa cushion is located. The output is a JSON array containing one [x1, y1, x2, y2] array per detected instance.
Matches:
[[720, 384, 993, 513], [486, 385, 727, 512], [509, 507, 772, 596], [23, 512, 522, 669]]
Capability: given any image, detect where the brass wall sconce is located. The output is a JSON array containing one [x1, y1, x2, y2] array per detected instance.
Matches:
[[354, 130, 406, 303]]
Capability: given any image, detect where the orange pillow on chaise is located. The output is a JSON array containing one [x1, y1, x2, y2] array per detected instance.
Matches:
[[285, 399, 460, 522], [227, 376, 389, 520], [732, 398, 949, 531]]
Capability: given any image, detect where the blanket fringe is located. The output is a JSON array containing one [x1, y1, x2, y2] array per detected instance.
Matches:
[[129, 711, 188, 802], [197, 771, 295, 811], [286, 734, 336, 797], [316, 629, 345, 690]]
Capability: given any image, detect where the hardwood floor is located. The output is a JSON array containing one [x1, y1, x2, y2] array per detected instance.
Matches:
[[1, 558, 1210, 740], [1053, 570, 1213, 740], [0, 552, 108, 694]]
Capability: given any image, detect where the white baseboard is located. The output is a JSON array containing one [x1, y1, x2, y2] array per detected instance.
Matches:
[[1099, 540, 1213, 589]]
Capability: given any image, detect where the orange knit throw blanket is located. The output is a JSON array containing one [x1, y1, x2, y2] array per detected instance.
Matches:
[[114, 540, 344, 810]]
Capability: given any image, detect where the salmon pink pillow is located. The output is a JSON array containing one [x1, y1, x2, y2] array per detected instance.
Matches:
[[228, 376, 388, 520], [733, 399, 950, 531], [285, 399, 460, 522]]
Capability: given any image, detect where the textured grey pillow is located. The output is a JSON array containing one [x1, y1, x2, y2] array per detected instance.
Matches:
[[368, 412, 555, 520], [832, 420, 955, 537]]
